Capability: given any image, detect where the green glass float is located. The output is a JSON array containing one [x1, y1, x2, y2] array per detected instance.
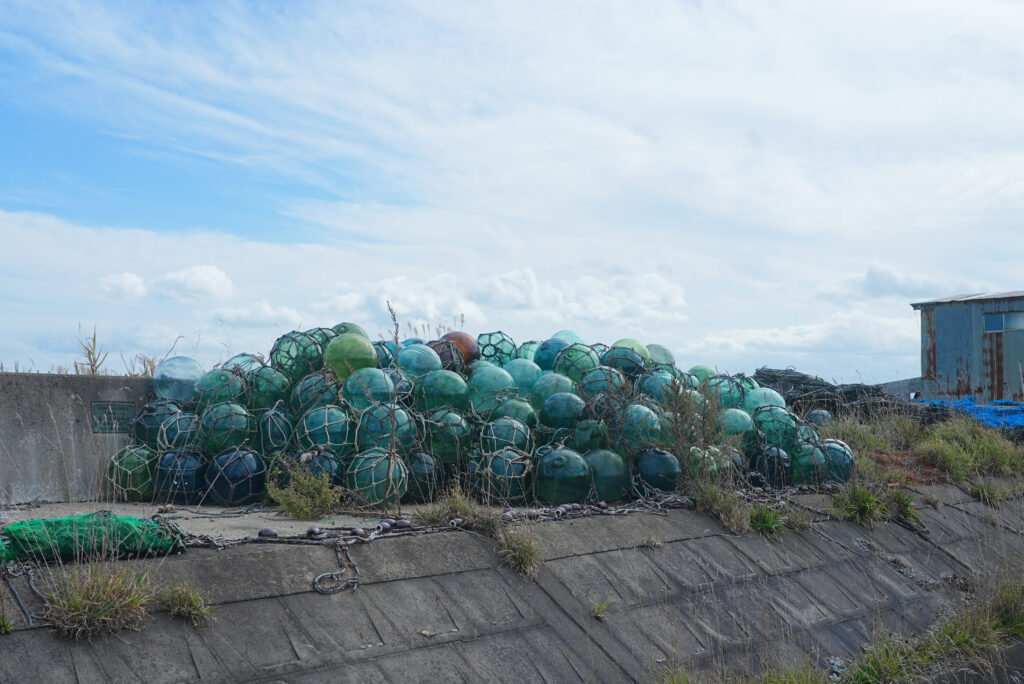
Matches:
[[734, 374, 759, 394], [414, 369, 470, 412], [752, 405, 800, 453], [244, 365, 292, 411], [540, 392, 586, 431], [221, 353, 265, 374], [601, 346, 646, 378], [468, 365, 516, 417], [572, 419, 611, 452], [638, 369, 680, 405], [534, 448, 592, 505], [551, 329, 585, 344], [108, 445, 158, 502], [636, 448, 682, 491], [425, 409, 471, 466], [618, 404, 664, 455], [158, 412, 200, 451], [552, 343, 601, 383], [646, 344, 675, 367], [373, 340, 397, 368], [578, 366, 626, 402], [332, 322, 369, 339], [688, 364, 717, 383], [583, 449, 631, 502], [194, 369, 247, 409], [798, 424, 821, 443], [397, 343, 443, 382], [502, 358, 544, 396], [345, 448, 408, 508], [205, 447, 266, 506], [132, 400, 182, 450], [806, 409, 832, 425], [821, 439, 854, 484], [790, 441, 828, 485], [256, 403, 294, 453], [324, 333, 377, 382], [152, 356, 204, 403], [356, 402, 417, 453], [384, 368, 414, 404], [610, 338, 651, 365], [479, 417, 532, 453], [705, 375, 744, 409], [290, 371, 343, 416], [305, 327, 339, 350], [492, 398, 538, 428], [343, 367, 397, 411], [270, 331, 323, 383], [475, 329, 516, 362], [440, 331, 481, 364], [199, 402, 254, 455], [741, 387, 786, 415], [718, 408, 755, 440], [516, 340, 541, 361], [528, 372, 574, 411], [296, 405, 353, 455], [471, 448, 533, 505], [401, 451, 446, 504], [532, 338, 570, 371]]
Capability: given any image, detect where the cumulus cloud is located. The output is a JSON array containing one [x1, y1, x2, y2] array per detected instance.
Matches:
[[818, 264, 985, 302], [155, 265, 234, 302], [98, 272, 147, 299], [213, 300, 303, 328]]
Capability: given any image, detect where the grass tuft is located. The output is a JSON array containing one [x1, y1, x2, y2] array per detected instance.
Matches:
[[691, 480, 750, 535], [157, 579, 214, 629], [832, 482, 888, 527], [641, 532, 664, 549], [749, 503, 787, 539], [498, 526, 543, 580], [590, 595, 613, 621], [414, 486, 501, 536], [42, 565, 151, 639], [917, 416, 1024, 481], [266, 456, 344, 519]]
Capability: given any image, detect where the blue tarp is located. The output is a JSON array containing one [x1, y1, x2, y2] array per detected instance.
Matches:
[[917, 398, 1024, 429]]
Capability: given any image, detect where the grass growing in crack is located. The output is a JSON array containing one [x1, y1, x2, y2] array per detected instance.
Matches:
[[641, 533, 664, 549], [832, 482, 888, 527], [690, 480, 750, 535], [157, 579, 214, 629], [590, 595, 613, 621], [749, 503, 787, 538], [917, 416, 1024, 481], [266, 456, 344, 520], [42, 565, 151, 639], [881, 487, 919, 525], [498, 527, 543, 580], [414, 486, 501, 536]]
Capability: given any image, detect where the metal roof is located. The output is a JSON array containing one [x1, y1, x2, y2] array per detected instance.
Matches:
[[911, 291, 1024, 309]]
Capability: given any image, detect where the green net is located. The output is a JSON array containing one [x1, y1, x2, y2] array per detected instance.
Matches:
[[3, 512, 186, 563]]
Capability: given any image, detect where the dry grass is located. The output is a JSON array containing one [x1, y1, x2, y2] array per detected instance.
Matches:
[[42, 564, 152, 639], [414, 485, 501, 536], [157, 579, 214, 629], [498, 526, 543, 580], [690, 480, 751, 535], [641, 532, 664, 549]]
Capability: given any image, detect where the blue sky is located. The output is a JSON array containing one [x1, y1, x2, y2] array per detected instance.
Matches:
[[2, 1, 1022, 382]]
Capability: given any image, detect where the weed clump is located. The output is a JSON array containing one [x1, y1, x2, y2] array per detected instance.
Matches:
[[917, 416, 1024, 481], [42, 565, 151, 639], [691, 480, 750, 535], [590, 595, 613, 621], [266, 456, 344, 519], [498, 527, 542, 580], [157, 579, 214, 629], [749, 503, 786, 539], [414, 486, 501, 536], [832, 482, 888, 527]]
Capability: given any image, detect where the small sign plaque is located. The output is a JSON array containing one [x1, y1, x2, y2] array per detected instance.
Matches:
[[91, 402, 135, 434]]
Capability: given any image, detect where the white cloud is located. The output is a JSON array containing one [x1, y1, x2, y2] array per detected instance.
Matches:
[[98, 271, 147, 299], [213, 300, 303, 328], [154, 265, 233, 302]]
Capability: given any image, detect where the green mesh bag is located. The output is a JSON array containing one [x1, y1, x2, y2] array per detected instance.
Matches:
[[3, 511, 186, 562]]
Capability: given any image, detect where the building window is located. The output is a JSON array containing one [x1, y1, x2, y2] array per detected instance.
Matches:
[[1007, 312, 1024, 331], [984, 313, 1004, 333]]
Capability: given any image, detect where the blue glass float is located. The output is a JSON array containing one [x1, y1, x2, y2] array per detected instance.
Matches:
[[618, 404, 663, 455], [154, 448, 207, 504], [401, 451, 446, 504], [205, 447, 266, 506], [479, 417, 532, 453], [821, 439, 855, 483], [635, 448, 681, 492], [296, 405, 353, 455], [290, 371, 343, 416], [256, 403, 294, 453], [471, 448, 533, 504], [152, 356, 204, 403], [532, 338, 570, 371], [132, 400, 182, 450], [601, 347, 646, 378], [356, 403, 418, 453], [158, 412, 199, 451]]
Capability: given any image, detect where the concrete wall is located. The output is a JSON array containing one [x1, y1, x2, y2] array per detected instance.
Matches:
[[0, 372, 152, 503]]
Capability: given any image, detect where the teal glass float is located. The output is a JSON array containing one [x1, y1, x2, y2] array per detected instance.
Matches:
[[618, 404, 663, 455], [401, 451, 446, 504], [345, 448, 408, 508], [516, 340, 541, 361], [205, 447, 266, 506], [356, 403, 417, 453], [479, 417, 532, 453], [635, 448, 681, 492], [578, 366, 626, 402], [256, 403, 294, 453], [467, 359, 495, 376], [528, 372, 574, 411], [343, 368, 397, 411], [108, 445, 158, 502], [154, 448, 207, 504], [791, 441, 828, 485], [610, 338, 651, 365], [397, 343, 443, 382], [646, 344, 675, 367], [705, 375, 744, 409], [220, 353, 265, 374], [324, 333, 377, 382], [425, 409, 471, 466], [821, 439, 854, 483], [152, 356, 204, 402], [194, 369, 247, 409], [718, 408, 755, 441], [199, 402, 254, 455], [300, 446, 344, 484], [806, 409, 833, 425], [373, 340, 397, 368], [741, 387, 786, 415], [532, 338, 570, 371], [244, 365, 291, 411], [158, 412, 199, 451], [492, 398, 538, 428], [270, 331, 323, 383], [296, 405, 353, 454], [535, 448, 592, 505], [583, 449, 631, 502], [468, 365, 516, 417], [601, 346, 646, 378], [290, 371, 343, 416], [638, 369, 680, 405], [414, 369, 470, 412], [798, 424, 821, 444], [502, 359, 544, 396], [734, 374, 759, 395], [441, 331, 481, 364], [572, 420, 611, 452], [384, 368, 414, 404], [752, 406, 800, 453], [540, 392, 586, 431], [552, 343, 601, 383], [401, 337, 424, 347], [331, 322, 369, 339], [305, 327, 339, 350], [551, 329, 585, 344], [132, 400, 182, 450], [471, 448, 533, 505]]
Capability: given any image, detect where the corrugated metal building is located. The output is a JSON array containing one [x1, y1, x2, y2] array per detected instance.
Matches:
[[911, 291, 1024, 402]]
